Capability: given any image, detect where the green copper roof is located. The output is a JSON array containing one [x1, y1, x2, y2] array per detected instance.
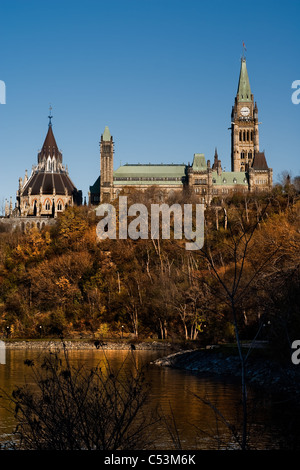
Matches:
[[192, 154, 207, 171], [237, 58, 252, 102], [113, 164, 186, 185], [212, 171, 248, 186], [102, 126, 111, 141]]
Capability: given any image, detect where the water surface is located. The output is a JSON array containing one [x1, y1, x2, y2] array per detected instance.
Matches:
[[0, 347, 293, 449]]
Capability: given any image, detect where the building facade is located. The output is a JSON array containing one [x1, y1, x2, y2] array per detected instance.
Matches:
[[89, 57, 273, 206]]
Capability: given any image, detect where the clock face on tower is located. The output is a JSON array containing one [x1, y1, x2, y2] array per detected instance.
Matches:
[[240, 106, 250, 117]]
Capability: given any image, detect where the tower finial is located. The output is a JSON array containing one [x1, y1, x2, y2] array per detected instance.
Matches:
[[242, 41, 247, 60], [48, 104, 53, 127]]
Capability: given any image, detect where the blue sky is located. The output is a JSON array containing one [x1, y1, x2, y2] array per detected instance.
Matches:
[[0, 0, 299, 208]]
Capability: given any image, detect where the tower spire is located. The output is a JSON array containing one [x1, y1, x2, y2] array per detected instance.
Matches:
[[237, 56, 251, 102]]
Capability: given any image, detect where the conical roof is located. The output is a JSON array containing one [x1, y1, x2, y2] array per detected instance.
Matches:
[[237, 58, 252, 102], [42, 124, 58, 151], [102, 126, 112, 142], [38, 123, 62, 164]]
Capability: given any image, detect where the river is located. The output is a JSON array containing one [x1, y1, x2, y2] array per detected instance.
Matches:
[[0, 347, 296, 450]]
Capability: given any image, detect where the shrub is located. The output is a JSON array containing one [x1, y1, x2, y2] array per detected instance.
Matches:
[[10, 346, 158, 450]]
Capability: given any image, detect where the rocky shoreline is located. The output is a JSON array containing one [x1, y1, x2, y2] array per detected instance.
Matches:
[[2, 339, 177, 351], [154, 348, 300, 399]]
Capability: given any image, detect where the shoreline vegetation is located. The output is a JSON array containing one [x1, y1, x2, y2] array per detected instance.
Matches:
[[3, 338, 176, 350]]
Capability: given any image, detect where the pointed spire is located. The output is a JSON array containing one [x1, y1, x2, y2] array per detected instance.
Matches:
[[237, 58, 252, 102], [102, 126, 111, 142], [5, 199, 9, 217], [212, 148, 219, 170], [38, 115, 62, 167], [42, 125, 58, 153]]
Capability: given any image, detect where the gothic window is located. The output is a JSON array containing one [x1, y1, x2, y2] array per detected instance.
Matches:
[[248, 152, 252, 160], [243, 131, 246, 141], [251, 131, 253, 141], [241, 152, 245, 159], [239, 131, 242, 141], [57, 201, 63, 211], [45, 200, 51, 210], [247, 130, 249, 141]]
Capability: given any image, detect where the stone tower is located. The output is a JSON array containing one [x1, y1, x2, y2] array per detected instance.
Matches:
[[231, 57, 259, 172], [100, 126, 114, 202]]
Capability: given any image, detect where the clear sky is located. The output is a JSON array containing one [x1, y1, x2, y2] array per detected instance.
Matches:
[[0, 0, 299, 209]]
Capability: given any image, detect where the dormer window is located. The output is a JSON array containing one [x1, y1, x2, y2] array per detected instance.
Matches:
[[47, 157, 52, 172]]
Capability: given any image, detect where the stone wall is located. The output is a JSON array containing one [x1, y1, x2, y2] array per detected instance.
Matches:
[[0, 217, 57, 233]]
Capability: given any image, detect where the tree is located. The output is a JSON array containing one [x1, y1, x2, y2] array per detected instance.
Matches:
[[195, 199, 282, 449]]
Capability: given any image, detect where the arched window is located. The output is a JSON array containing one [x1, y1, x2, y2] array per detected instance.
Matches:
[[45, 200, 51, 211], [239, 131, 242, 141], [247, 130, 249, 141], [243, 131, 246, 141], [57, 201, 63, 211]]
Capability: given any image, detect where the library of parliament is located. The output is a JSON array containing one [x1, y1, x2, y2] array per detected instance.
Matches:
[[4, 55, 273, 224]]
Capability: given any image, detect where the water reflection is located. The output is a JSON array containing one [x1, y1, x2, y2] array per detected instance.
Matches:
[[0, 347, 293, 449]]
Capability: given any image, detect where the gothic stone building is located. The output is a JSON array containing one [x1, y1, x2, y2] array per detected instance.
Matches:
[[16, 118, 82, 218], [89, 57, 273, 206]]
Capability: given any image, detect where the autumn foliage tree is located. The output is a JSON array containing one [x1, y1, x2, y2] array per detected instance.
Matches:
[[0, 189, 298, 348]]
